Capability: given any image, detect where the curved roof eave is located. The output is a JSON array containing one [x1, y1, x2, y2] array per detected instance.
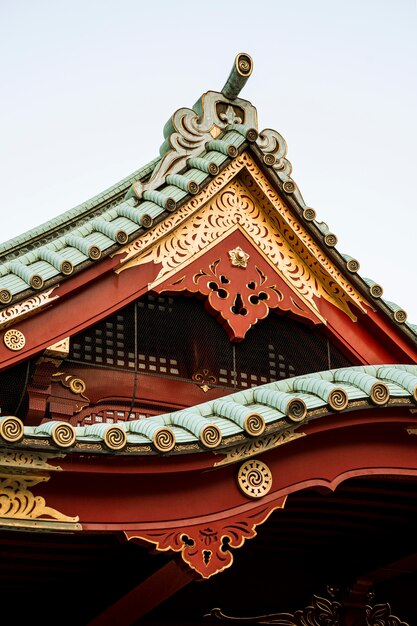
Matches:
[[1, 364, 416, 457]]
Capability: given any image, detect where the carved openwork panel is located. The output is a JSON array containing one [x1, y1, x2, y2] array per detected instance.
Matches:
[[126, 499, 285, 578], [154, 230, 321, 340]]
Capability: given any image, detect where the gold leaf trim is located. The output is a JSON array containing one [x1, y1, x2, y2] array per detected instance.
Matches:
[[0, 474, 79, 526], [215, 430, 305, 466], [0, 450, 64, 472], [0, 288, 58, 330]]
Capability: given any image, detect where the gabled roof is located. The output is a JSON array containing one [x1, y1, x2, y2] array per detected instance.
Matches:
[[0, 53, 415, 345]]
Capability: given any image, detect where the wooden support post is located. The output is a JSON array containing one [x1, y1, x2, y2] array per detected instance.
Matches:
[[88, 558, 198, 626]]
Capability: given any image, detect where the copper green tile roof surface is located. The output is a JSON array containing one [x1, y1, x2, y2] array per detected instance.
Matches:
[[2, 364, 417, 456], [0, 73, 414, 338]]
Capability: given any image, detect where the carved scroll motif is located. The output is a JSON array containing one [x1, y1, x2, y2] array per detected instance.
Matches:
[[206, 595, 341, 624], [51, 372, 90, 414], [0, 450, 80, 530], [206, 599, 409, 626], [366, 603, 409, 626], [126, 500, 285, 578], [0, 450, 64, 472], [214, 430, 306, 466], [129, 91, 258, 199]]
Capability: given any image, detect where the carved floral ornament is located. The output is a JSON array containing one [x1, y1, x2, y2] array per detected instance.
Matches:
[[116, 154, 368, 339], [228, 246, 249, 268]]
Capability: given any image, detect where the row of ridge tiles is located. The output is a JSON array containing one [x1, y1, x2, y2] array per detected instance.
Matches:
[[7, 364, 417, 450]]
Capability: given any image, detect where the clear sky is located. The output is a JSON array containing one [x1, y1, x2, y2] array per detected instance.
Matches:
[[1, 0, 416, 321]]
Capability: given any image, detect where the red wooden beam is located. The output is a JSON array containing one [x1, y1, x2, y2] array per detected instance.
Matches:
[[87, 557, 198, 626]]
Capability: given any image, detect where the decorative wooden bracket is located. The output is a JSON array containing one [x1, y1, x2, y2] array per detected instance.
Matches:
[[126, 498, 285, 578]]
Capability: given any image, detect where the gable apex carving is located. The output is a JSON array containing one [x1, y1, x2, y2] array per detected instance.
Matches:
[[116, 153, 369, 338]]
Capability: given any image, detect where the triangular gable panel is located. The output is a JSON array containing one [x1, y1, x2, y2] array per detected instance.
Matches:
[[114, 153, 374, 355]]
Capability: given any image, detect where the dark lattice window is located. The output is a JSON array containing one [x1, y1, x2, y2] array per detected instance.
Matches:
[[67, 293, 352, 390]]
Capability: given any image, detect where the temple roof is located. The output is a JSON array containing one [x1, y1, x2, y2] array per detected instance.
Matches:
[[1, 364, 416, 455], [0, 53, 415, 344]]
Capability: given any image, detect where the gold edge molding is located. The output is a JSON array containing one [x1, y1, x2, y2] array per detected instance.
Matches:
[[0, 518, 82, 531], [239, 164, 370, 314], [0, 288, 59, 330], [214, 430, 306, 466]]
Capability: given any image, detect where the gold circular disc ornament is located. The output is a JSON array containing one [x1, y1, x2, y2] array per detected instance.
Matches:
[[103, 425, 127, 451], [3, 329, 26, 351], [237, 459, 272, 499], [0, 416, 24, 442]]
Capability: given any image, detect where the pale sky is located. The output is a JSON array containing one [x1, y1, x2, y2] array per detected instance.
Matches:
[[1, 0, 416, 322]]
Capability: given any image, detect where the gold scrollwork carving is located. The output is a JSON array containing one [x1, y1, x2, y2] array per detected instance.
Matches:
[[237, 458, 272, 499], [206, 595, 341, 624], [0, 288, 58, 329], [0, 450, 63, 472], [192, 368, 217, 392], [0, 474, 80, 529], [215, 430, 306, 466], [366, 602, 409, 626], [206, 597, 409, 625], [52, 372, 89, 405], [0, 450, 80, 530]]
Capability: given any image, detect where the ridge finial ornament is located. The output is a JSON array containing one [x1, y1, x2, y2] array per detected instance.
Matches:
[[126, 55, 258, 202], [221, 52, 253, 101]]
